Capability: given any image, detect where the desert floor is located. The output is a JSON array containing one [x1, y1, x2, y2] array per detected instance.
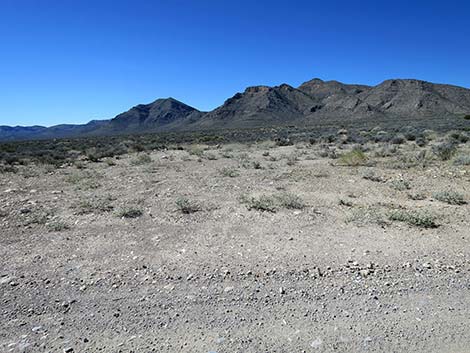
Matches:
[[1, 139, 470, 352]]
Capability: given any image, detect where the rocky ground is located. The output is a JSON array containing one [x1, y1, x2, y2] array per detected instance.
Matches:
[[1, 137, 470, 352]]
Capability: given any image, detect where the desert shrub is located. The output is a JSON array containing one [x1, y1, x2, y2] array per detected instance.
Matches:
[[204, 152, 218, 160], [391, 134, 406, 145], [390, 179, 411, 191], [338, 149, 368, 166], [362, 170, 383, 182], [408, 192, 427, 200], [104, 158, 116, 166], [0, 164, 18, 173], [388, 209, 438, 228], [73, 197, 114, 215], [252, 161, 263, 169], [243, 195, 278, 212], [374, 144, 398, 158], [131, 154, 152, 165], [433, 191, 466, 205], [432, 141, 457, 161], [276, 193, 305, 209], [286, 154, 298, 166], [220, 167, 240, 177], [447, 131, 469, 144], [346, 206, 385, 226], [115, 207, 143, 218], [47, 220, 70, 232], [453, 154, 470, 166], [464, 115, 470, 120], [374, 131, 392, 143], [415, 137, 427, 147], [176, 197, 200, 214], [187, 145, 205, 157], [275, 137, 293, 146]]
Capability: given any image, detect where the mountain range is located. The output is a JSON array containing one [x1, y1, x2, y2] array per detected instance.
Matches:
[[1, 78, 470, 141]]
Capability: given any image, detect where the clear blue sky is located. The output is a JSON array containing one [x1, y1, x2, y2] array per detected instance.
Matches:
[[1, 0, 469, 126]]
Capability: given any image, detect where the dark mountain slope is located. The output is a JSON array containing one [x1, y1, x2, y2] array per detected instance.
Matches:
[[1, 77, 470, 141], [193, 84, 318, 129]]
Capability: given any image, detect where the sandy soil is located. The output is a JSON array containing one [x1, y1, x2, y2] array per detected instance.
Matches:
[[1, 140, 469, 352]]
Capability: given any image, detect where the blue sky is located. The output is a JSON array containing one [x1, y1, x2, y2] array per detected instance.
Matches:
[[1, 0, 469, 126]]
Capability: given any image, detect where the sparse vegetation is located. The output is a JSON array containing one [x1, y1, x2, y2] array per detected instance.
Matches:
[[176, 197, 200, 214], [47, 220, 70, 232], [453, 154, 470, 166], [73, 197, 114, 215], [276, 193, 306, 209], [243, 195, 278, 212], [433, 191, 467, 205], [242, 193, 306, 212], [432, 140, 457, 161], [220, 167, 240, 177], [338, 149, 368, 166], [115, 207, 143, 218], [131, 154, 152, 165], [388, 209, 438, 228], [390, 179, 411, 191]]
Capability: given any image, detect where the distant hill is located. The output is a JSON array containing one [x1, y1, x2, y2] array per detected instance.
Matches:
[[2, 78, 470, 141]]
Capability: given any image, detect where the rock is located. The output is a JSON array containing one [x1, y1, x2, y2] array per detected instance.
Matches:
[[360, 269, 371, 277], [64, 348, 74, 353], [279, 287, 285, 295]]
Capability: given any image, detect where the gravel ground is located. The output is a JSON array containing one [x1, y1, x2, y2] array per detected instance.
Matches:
[[1, 140, 469, 352]]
